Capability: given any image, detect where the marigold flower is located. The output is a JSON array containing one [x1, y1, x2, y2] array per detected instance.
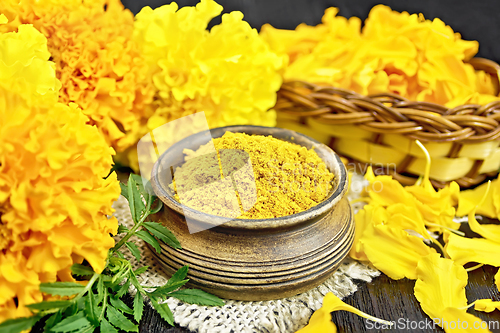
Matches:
[[261, 5, 500, 108], [0, 0, 155, 152], [0, 23, 120, 322], [133, 0, 285, 134]]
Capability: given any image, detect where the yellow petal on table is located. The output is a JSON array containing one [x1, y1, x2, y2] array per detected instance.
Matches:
[[445, 233, 500, 267], [474, 299, 500, 313], [296, 292, 392, 333], [407, 180, 460, 231], [467, 211, 500, 243], [415, 254, 468, 327], [457, 178, 497, 218], [438, 307, 492, 333], [364, 168, 416, 208], [362, 223, 435, 280], [386, 203, 431, 239], [349, 204, 388, 261]]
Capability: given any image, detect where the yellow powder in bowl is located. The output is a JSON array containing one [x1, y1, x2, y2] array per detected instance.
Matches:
[[170, 132, 334, 219]]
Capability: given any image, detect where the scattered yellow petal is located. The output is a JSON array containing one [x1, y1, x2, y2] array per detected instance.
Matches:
[[465, 182, 500, 243], [415, 253, 468, 322], [445, 234, 500, 267], [296, 292, 392, 333], [474, 299, 500, 313], [438, 307, 492, 333], [495, 269, 500, 293], [457, 178, 498, 218], [362, 223, 435, 280]]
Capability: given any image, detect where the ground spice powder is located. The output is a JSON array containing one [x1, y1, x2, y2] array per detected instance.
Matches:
[[171, 132, 334, 219]]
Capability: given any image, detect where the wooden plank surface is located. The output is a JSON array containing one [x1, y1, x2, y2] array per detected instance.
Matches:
[[131, 265, 500, 333]]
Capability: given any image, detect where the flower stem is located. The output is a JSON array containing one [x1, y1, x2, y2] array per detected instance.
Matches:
[[466, 263, 484, 272], [425, 222, 465, 236], [112, 196, 152, 252], [74, 272, 100, 302]]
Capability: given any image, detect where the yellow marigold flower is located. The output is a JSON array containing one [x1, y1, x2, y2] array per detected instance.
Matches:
[[474, 299, 500, 313], [296, 292, 392, 333], [414, 254, 491, 333], [133, 0, 285, 132], [0, 23, 120, 322], [0, 0, 155, 152], [261, 4, 499, 108]]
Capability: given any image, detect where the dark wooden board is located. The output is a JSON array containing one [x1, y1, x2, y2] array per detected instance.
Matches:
[[130, 265, 500, 333]]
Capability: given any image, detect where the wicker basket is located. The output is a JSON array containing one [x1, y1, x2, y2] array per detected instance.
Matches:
[[275, 58, 500, 188]]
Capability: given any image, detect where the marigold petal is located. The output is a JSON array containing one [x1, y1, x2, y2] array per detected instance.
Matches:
[[445, 234, 500, 267], [474, 299, 500, 313]]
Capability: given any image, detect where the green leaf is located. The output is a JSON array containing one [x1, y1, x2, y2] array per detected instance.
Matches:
[[149, 297, 174, 326], [85, 292, 99, 326], [149, 280, 188, 297], [26, 300, 72, 312], [40, 282, 85, 297], [97, 276, 104, 303], [0, 315, 41, 333], [135, 230, 161, 254], [51, 312, 91, 332], [106, 307, 138, 332], [133, 292, 144, 323], [129, 175, 146, 223], [44, 311, 62, 331], [117, 224, 129, 234], [127, 175, 137, 222], [133, 266, 148, 276], [100, 318, 118, 333], [116, 279, 131, 298], [167, 289, 224, 306], [109, 296, 133, 315], [168, 265, 189, 284], [70, 264, 94, 277], [149, 198, 163, 215], [120, 182, 129, 201], [143, 222, 181, 249], [125, 242, 141, 262], [115, 251, 125, 259]]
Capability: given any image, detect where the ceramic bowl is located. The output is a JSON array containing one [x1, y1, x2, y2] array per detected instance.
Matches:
[[149, 125, 354, 301]]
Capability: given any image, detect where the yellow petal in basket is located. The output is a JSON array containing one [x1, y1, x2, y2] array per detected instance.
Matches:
[[474, 299, 500, 313], [296, 292, 392, 333], [445, 233, 500, 267]]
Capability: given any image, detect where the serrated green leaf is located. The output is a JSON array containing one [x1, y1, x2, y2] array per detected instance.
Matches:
[[119, 182, 129, 201], [26, 300, 72, 312], [116, 279, 131, 298], [70, 264, 94, 277], [109, 296, 133, 315], [168, 265, 189, 284], [167, 289, 224, 306], [135, 230, 161, 253], [149, 198, 163, 215], [149, 297, 174, 326], [115, 251, 125, 259], [125, 242, 141, 262], [44, 310, 62, 331], [85, 292, 99, 326], [117, 224, 129, 234], [63, 301, 78, 317], [133, 292, 144, 323], [97, 276, 104, 303], [133, 266, 148, 276], [149, 280, 188, 297], [51, 312, 91, 332], [127, 175, 136, 222], [40, 282, 85, 297], [106, 307, 138, 332], [0, 315, 41, 333], [130, 175, 146, 223], [143, 222, 181, 249], [100, 318, 118, 333]]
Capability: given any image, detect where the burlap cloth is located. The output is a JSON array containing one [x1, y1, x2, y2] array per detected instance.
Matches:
[[112, 174, 378, 333]]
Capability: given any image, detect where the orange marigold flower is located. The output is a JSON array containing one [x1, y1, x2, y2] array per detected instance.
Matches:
[[0, 0, 155, 152], [0, 22, 120, 322]]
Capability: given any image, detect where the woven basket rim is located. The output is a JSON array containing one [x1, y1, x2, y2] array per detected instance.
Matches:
[[275, 57, 500, 144]]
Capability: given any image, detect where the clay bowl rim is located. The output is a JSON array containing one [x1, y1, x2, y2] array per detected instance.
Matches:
[[150, 125, 348, 230]]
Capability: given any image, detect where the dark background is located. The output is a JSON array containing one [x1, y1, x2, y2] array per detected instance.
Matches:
[[122, 0, 500, 63]]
